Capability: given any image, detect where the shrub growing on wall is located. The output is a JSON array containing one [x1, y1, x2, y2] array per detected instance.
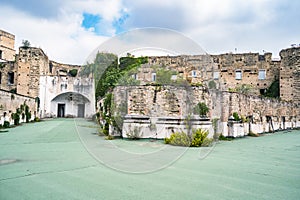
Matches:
[[194, 102, 209, 117], [69, 69, 78, 77]]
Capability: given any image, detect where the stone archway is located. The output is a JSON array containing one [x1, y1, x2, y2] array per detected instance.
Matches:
[[51, 92, 91, 118]]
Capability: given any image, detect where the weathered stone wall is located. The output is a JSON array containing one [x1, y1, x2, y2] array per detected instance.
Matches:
[[212, 91, 297, 136], [112, 85, 298, 138], [0, 89, 36, 125], [210, 53, 279, 94], [148, 55, 214, 84], [49, 61, 81, 76], [16, 47, 49, 98], [0, 61, 18, 92], [0, 30, 15, 61], [280, 47, 300, 105]]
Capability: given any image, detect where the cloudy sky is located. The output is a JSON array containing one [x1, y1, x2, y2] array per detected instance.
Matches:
[[0, 0, 299, 64]]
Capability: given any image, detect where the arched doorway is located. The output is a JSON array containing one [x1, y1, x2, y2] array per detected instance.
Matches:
[[51, 92, 90, 118]]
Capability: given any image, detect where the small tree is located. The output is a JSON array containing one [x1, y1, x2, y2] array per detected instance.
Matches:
[[22, 40, 31, 48], [194, 102, 209, 117]]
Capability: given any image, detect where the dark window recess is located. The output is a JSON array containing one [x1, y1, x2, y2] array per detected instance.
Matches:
[[0, 50, 2, 59], [221, 70, 228, 72], [244, 70, 251, 73], [258, 55, 265, 61], [0, 72, 2, 84], [8, 72, 14, 84], [49, 62, 53, 73], [260, 89, 266, 95]]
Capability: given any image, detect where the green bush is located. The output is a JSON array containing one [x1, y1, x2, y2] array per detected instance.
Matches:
[[190, 128, 211, 147], [166, 131, 190, 147], [194, 102, 209, 117], [34, 117, 40, 122], [105, 135, 114, 140], [165, 128, 213, 147], [219, 134, 233, 141], [69, 69, 78, 77], [233, 112, 240, 121], [3, 121, 10, 128], [12, 113, 20, 125]]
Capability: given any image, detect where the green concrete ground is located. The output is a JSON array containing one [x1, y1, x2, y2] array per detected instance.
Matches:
[[1, 118, 300, 200]]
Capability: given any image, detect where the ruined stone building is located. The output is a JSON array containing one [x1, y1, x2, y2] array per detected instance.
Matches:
[[111, 48, 300, 138], [0, 29, 95, 122]]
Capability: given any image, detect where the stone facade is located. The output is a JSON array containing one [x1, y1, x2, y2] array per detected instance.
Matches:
[[0, 89, 36, 125], [0, 29, 95, 119], [0, 30, 15, 61], [112, 85, 297, 138], [109, 48, 300, 138], [280, 47, 300, 105]]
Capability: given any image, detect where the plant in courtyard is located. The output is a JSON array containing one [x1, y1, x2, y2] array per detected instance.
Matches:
[[25, 104, 31, 123], [233, 112, 240, 121], [165, 128, 213, 147], [190, 128, 212, 147], [105, 135, 114, 140], [165, 131, 190, 147], [194, 102, 209, 117], [3, 121, 10, 128]]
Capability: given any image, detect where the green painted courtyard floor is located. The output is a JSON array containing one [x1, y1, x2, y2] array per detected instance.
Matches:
[[0, 119, 300, 200]]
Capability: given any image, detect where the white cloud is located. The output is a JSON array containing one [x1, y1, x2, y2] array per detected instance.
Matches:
[[0, 4, 109, 64], [0, 0, 299, 64]]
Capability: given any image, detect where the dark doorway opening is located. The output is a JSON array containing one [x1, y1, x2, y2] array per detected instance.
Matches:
[[77, 104, 85, 118], [57, 104, 65, 117]]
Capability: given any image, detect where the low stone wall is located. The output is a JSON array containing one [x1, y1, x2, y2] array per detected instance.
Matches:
[[120, 115, 214, 139], [0, 89, 36, 125], [112, 86, 299, 138]]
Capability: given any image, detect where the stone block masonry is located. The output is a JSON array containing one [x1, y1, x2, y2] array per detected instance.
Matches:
[[0, 89, 36, 125]]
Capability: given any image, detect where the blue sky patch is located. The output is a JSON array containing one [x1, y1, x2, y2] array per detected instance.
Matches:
[[81, 12, 101, 31], [113, 11, 129, 34]]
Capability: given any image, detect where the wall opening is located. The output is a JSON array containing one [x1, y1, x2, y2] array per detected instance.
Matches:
[[77, 104, 85, 118], [57, 104, 65, 117], [8, 72, 14, 84]]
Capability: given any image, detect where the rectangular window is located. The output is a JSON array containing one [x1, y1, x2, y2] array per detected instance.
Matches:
[[235, 70, 242, 80], [192, 70, 197, 77], [152, 73, 156, 81], [132, 73, 138, 80], [0, 50, 2, 59], [8, 72, 14, 84], [213, 72, 219, 80], [258, 69, 266, 80]]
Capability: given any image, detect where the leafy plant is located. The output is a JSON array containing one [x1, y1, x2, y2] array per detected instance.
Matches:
[[165, 131, 190, 147], [208, 80, 216, 89], [3, 121, 10, 128], [190, 128, 211, 147], [12, 113, 20, 125], [194, 102, 209, 117], [264, 80, 279, 98], [68, 69, 78, 77], [105, 135, 114, 140], [22, 40, 31, 48], [165, 128, 213, 147], [233, 112, 240, 121]]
